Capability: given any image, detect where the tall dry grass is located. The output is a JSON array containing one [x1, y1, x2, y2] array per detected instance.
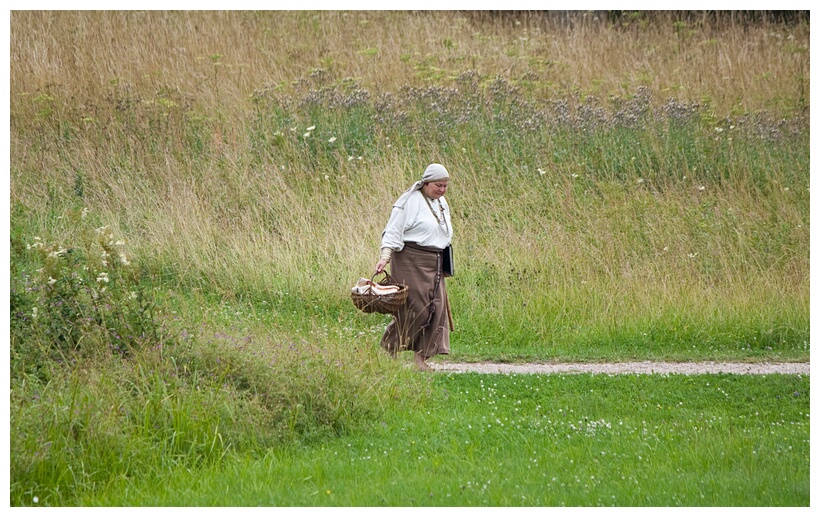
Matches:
[[11, 11, 809, 114], [9, 10, 809, 348]]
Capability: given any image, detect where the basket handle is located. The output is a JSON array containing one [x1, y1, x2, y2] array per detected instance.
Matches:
[[370, 270, 397, 287]]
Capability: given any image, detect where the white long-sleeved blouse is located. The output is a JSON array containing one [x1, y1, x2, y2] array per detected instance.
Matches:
[[380, 190, 452, 251]]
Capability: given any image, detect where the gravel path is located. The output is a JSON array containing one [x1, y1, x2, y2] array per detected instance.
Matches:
[[430, 361, 810, 375]]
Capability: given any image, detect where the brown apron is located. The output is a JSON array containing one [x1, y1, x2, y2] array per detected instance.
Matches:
[[380, 242, 450, 358]]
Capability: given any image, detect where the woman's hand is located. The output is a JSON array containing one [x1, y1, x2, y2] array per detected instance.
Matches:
[[375, 259, 388, 274]]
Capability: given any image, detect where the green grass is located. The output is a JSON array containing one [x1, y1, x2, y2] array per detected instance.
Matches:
[[47, 373, 810, 506]]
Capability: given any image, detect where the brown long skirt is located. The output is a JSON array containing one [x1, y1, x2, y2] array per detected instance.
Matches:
[[380, 243, 450, 359]]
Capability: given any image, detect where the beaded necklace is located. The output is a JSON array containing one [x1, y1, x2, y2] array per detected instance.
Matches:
[[424, 195, 450, 237]]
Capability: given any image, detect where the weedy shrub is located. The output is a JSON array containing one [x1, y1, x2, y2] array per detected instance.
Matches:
[[10, 210, 161, 379]]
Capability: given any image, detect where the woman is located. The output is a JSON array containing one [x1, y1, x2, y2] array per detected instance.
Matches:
[[375, 163, 453, 371]]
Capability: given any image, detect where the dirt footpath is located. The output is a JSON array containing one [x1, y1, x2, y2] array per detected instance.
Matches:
[[430, 361, 810, 375]]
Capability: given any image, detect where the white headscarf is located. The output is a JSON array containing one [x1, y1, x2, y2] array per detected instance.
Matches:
[[393, 163, 450, 208]]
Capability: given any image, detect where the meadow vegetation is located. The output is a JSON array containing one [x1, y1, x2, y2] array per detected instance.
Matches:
[[9, 11, 809, 505], [16, 373, 812, 506]]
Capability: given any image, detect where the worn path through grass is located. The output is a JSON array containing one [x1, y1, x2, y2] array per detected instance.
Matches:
[[429, 361, 810, 375]]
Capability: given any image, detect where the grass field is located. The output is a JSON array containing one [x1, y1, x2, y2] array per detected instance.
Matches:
[[18, 373, 810, 506], [8, 11, 810, 506]]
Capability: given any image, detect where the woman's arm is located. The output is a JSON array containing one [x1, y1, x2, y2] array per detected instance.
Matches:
[[376, 204, 409, 272]]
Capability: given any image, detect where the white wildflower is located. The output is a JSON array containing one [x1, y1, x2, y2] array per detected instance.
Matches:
[[306, 125, 316, 131], [32, 307, 38, 319], [698, 185, 706, 191], [328, 136, 337, 143], [538, 168, 546, 176], [81, 207, 89, 218], [96, 272, 110, 283], [119, 253, 130, 266], [48, 277, 57, 286], [303, 132, 311, 138]]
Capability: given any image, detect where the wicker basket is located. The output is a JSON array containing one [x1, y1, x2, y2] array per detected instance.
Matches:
[[351, 271, 408, 314]]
